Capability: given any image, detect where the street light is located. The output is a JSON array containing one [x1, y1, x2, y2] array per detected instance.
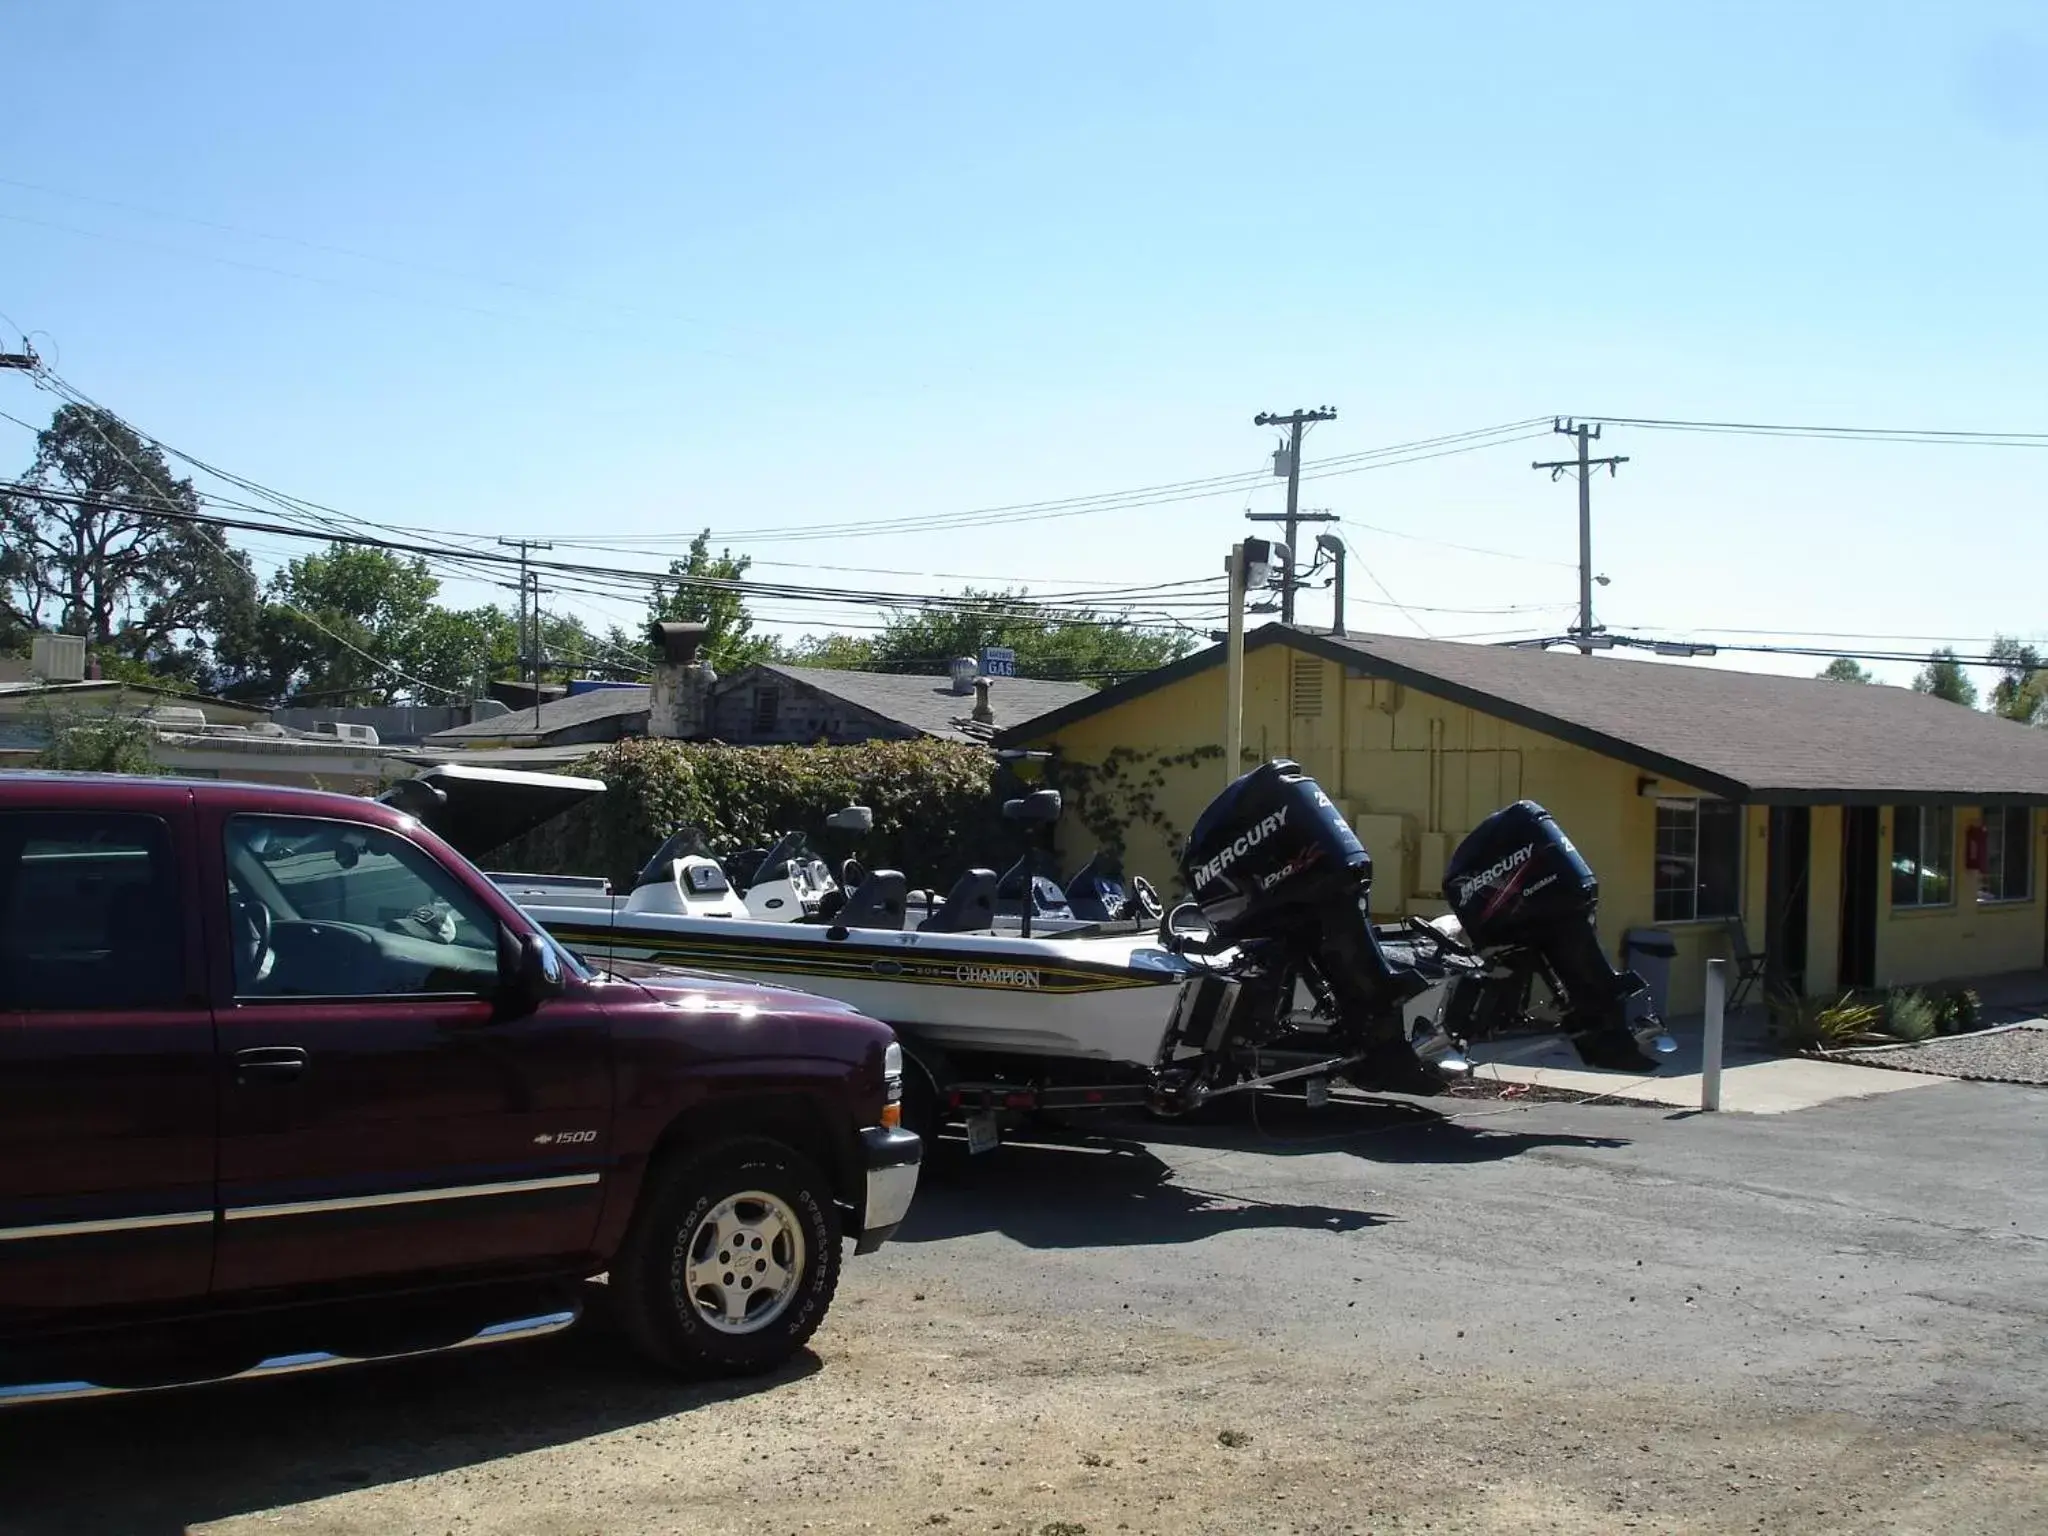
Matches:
[[1224, 538, 1288, 786]]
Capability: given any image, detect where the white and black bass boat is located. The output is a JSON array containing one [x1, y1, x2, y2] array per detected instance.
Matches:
[[399, 759, 1674, 1150]]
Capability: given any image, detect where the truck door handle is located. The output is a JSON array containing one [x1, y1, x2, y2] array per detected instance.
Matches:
[[234, 1045, 308, 1085]]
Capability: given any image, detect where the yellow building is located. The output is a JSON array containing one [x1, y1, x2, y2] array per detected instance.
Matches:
[[999, 627, 2048, 1014]]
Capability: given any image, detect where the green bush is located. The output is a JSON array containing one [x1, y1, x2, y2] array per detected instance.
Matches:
[[32, 705, 164, 776], [494, 737, 1018, 889], [1885, 988, 1941, 1043]]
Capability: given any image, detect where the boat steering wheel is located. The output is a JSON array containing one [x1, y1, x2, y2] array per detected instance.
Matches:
[[1127, 875, 1163, 921]]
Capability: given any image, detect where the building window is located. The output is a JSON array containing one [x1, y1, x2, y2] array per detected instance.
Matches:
[[751, 687, 781, 734], [1981, 807, 2033, 904], [1890, 805, 1955, 909], [1653, 798, 1742, 923]]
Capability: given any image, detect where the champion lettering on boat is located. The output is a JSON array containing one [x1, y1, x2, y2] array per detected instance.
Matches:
[[951, 964, 1041, 989]]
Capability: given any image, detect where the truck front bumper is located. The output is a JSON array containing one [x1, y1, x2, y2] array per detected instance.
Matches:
[[855, 1125, 922, 1254]]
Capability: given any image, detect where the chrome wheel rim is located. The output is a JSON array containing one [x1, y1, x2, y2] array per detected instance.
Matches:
[[681, 1190, 805, 1335]]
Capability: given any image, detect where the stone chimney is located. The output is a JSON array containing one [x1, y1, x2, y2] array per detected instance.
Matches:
[[972, 677, 994, 725], [647, 621, 716, 739]]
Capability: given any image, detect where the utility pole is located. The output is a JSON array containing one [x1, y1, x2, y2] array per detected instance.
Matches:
[[498, 537, 552, 722], [1532, 418, 1627, 655], [0, 340, 39, 372], [1224, 543, 1247, 788], [1251, 407, 1337, 624]]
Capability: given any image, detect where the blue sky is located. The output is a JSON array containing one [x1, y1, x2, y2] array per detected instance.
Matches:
[[4, 0, 2046, 684]]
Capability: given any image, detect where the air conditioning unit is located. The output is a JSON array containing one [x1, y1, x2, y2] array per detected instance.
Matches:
[[141, 705, 210, 733], [30, 632, 87, 683], [311, 721, 381, 745]]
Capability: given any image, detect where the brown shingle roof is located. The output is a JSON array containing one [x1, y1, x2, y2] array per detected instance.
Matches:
[[733, 665, 1096, 744], [423, 687, 650, 744], [999, 626, 2048, 805]]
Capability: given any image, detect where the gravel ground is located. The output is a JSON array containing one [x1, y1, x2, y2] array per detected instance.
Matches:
[[3, 1083, 2045, 1535], [1830, 1023, 2048, 1084]]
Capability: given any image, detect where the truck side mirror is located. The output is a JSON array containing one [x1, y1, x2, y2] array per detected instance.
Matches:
[[504, 930, 564, 1013]]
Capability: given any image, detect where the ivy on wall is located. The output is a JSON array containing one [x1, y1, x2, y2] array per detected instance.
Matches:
[[1043, 744, 1224, 888]]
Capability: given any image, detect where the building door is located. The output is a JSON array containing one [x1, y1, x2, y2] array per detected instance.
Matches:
[[1765, 807, 1811, 996], [1838, 806, 1880, 989]]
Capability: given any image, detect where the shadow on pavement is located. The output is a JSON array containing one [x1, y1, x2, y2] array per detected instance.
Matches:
[[896, 1133, 1392, 1248], [1091, 1090, 1633, 1164], [0, 1283, 807, 1536]]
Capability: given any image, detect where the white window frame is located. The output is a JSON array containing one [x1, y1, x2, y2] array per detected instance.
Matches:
[[1979, 806, 2034, 905], [1890, 804, 1956, 910], [1653, 797, 1744, 924]]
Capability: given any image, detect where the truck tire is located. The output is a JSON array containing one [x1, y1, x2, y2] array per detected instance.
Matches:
[[612, 1137, 843, 1376]]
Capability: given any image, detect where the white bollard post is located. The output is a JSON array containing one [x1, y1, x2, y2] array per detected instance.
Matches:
[[1701, 957, 1727, 1112]]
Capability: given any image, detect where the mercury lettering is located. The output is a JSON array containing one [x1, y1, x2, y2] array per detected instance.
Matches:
[[1453, 843, 1534, 906], [1192, 806, 1290, 890]]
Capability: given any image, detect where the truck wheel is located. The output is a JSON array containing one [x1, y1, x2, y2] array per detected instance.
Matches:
[[612, 1137, 842, 1376]]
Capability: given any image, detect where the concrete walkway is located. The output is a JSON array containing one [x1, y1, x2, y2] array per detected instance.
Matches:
[[1462, 966, 2048, 1114], [1465, 1026, 1940, 1113]]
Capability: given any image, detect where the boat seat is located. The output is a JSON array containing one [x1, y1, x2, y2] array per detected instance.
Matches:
[[996, 851, 1072, 920], [919, 868, 999, 932], [838, 868, 908, 930]]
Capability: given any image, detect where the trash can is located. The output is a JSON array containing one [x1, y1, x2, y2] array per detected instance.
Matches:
[[1622, 928, 1679, 1026]]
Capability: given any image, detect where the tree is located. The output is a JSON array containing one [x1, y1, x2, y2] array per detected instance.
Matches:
[[1911, 647, 1978, 707], [31, 702, 161, 775], [775, 631, 882, 669], [215, 544, 456, 706], [1988, 635, 2046, 724], [1818, 657, 1873, 684], [0, 404, 258, 683], [647, 531, 772, 674], [848, 588, 1196, 683], [408, 603, 519, 700]]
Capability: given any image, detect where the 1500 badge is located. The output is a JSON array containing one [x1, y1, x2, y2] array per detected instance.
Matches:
[[533, 1130, 599, 1146]]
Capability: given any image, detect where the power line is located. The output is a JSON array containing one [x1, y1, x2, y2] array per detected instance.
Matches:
[[3, 406, 465, 700], [1588, 414, 2048, 448]]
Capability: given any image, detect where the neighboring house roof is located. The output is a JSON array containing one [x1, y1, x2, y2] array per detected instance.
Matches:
[[0, 679, 264, 720], [423, 687, 652, 745], [727, 664, 1098, 744], [997, 625, 2048, 806]]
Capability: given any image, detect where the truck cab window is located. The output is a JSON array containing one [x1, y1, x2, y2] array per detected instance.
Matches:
[[224, 815, 503, 998], [0, 812, 183, 1011]]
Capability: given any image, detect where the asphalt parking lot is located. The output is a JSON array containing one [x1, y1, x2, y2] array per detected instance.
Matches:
[[5, 1082, 2045, 1535]]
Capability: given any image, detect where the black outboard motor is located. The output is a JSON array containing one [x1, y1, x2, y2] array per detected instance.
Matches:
[[1442, 800, 1666, 1071], [1178, 760, 1449, 1096]]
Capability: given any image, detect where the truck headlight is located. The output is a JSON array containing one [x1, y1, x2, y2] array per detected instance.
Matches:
[[880, 1041, 905, 1127]]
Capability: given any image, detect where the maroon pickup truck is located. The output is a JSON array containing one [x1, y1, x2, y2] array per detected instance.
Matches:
[[0, 769, 920, 1402]]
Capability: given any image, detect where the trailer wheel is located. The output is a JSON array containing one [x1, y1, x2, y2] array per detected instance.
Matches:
[[611, 1137, 841, 1376], [899, 1054, 959, 1174]]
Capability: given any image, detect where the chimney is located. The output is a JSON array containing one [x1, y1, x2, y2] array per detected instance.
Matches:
[[972, 677, 994, 725], [948, 656, 979, 695], [647, 621, 716, 739]]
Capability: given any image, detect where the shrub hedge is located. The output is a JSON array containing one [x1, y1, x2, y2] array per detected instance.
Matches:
[[493, 737, 1018, 889]]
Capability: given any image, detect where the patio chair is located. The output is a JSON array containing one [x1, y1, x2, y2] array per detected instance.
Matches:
[[1722, 918, 1768, 1011]]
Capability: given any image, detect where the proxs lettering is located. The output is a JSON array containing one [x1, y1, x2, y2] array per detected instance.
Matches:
[[1192, 806, 1289, 890]]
